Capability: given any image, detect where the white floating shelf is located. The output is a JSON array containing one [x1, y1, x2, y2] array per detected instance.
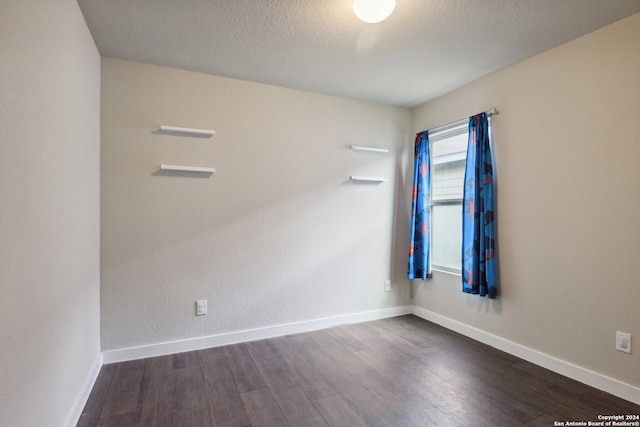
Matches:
[[350, 145, 389, 153], [156, 125, 215, 138], [350, 175, 389, 182], [160, 164, 215, 174]]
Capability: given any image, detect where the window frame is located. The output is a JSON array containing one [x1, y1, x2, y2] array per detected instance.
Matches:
[[428, 120, 468, 276]]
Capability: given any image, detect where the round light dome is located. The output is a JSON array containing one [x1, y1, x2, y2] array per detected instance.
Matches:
[[353, 0, 396, 24]]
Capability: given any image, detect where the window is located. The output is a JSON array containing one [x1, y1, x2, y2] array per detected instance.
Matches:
[[430, 121, 468, 274]]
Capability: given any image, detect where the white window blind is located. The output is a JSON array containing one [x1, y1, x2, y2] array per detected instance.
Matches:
[[430, 121, 468, 273]]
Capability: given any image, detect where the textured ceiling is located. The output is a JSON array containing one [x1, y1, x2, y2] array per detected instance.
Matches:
[[77, 0, 640, 107]]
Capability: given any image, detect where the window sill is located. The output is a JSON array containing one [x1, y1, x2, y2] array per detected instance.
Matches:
[[432, 267, 462, 277]]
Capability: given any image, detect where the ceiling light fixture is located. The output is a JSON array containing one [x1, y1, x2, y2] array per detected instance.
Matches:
[[353, 0, 396, 24]]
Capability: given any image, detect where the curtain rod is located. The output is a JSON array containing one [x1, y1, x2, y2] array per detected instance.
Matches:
[[417, 108, 499, 136]]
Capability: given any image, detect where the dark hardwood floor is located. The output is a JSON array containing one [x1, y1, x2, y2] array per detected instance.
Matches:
[[77, 315, 640, 426]]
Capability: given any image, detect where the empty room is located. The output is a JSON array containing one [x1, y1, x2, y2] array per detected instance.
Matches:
[[1, 0, 639, 426]]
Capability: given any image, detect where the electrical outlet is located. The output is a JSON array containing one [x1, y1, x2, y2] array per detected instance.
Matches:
[[196, 300, 207, 316], [616, 331, 631, 354], [384, 280, 391, 292]]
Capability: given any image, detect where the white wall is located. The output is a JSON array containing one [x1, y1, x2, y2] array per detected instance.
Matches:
[[0, 1, 101, 426], [411, 13, 640, 393], [100, 58, 412, 354]]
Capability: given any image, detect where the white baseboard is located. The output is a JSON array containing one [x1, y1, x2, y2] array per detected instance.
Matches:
[[103, 305, 412, 364], [411, 305, 640, 405], [65, 351, 103, 427]]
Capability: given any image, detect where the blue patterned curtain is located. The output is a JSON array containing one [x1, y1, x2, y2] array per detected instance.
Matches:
[[462, 113, 497, 298], [408, 132, 432, 280]]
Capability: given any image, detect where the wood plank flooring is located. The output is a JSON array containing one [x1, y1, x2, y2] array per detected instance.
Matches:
[[77, 315, 640, 426]]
